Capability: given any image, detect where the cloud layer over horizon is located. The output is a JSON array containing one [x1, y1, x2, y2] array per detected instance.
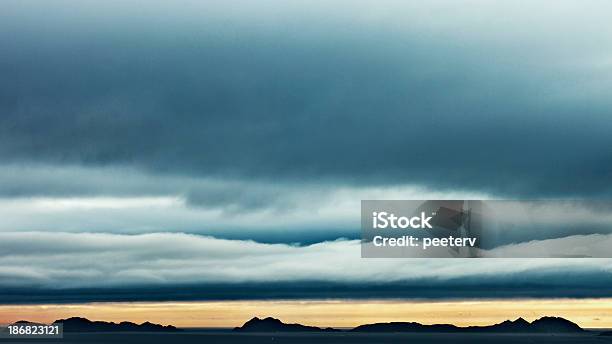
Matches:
[[1, 231, 612, 304], [1, 0, 612, 304]]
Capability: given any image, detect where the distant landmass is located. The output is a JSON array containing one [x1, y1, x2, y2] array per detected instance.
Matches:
[[10, 315, 588, 334], [352, 316, 583, 333], [235, 316, 584, 334], [234, 317, 340, 332], [12, 320, 47, 327], [10, 317, 180, 332], [53, 317, 181, 332]]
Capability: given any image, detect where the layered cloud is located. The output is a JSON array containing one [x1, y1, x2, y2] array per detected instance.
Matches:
[[1, 231, 612, 303], [0, 164, 488, 244], [1, 0, 612, 304], [2, 168, 612, 247]]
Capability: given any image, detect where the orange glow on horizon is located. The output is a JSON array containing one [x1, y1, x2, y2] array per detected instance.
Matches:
[[0, 299, 610, 329]]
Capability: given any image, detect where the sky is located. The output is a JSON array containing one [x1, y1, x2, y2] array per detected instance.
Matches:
[[2, 299, 612, 328], [1, 0, 612, 327]]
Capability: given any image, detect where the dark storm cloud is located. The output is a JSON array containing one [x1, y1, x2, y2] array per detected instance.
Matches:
[[1, 1, 611, 198]]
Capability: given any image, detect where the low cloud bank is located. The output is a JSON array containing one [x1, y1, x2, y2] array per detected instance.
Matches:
[[1, 232, 611, 303]]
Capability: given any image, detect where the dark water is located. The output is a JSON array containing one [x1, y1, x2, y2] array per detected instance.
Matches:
[[1, 331, 611, 344]]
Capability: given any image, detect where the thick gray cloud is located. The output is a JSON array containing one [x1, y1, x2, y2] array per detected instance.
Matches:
[[3, 165, 612, 247], [0, 164, 487, 244], [1, 231, 612, 303], [1, 1, 611, 198]]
